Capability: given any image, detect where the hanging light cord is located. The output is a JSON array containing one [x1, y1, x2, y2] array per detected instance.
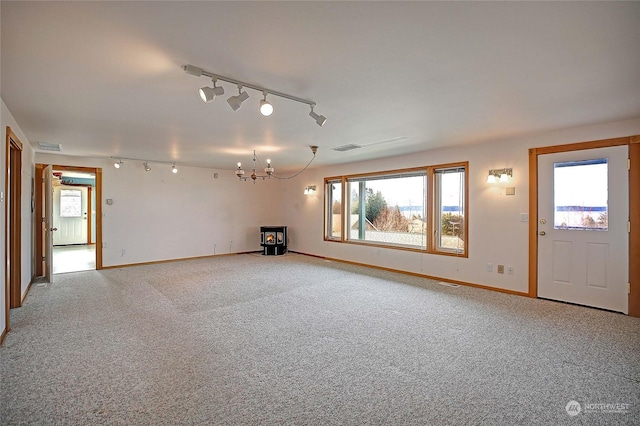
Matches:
[[273, 152, 316, 180]]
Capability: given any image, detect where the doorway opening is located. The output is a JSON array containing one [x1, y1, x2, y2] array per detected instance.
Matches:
[[5, 127, 23, 334], [52, 170, 97, 273], [35, 164, 103, 279]]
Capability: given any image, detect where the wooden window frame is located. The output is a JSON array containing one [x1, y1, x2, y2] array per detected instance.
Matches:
[[323, 162, 469, 257]]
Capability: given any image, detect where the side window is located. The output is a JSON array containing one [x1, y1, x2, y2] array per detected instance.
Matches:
[[434, 165, 467, 255], [325, 178, 342, 240]]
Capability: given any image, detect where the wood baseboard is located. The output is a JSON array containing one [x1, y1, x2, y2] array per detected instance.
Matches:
[[289, 251, 529, 297], [101, 251, 259, 270], [0, 327, 7, 346], [21, 280, 34, 305]]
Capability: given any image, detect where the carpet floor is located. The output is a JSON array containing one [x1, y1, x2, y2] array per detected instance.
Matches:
[[1, 253, 638, 425]]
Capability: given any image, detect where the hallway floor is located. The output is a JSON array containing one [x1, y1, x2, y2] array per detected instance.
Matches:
[[53, 244, 96, 274]]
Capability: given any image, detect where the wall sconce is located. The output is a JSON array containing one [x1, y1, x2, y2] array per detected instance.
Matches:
[[486, 168, 512, 183], [304, 185, 317, 195]]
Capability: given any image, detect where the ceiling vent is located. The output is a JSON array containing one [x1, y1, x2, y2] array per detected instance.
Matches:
[[38, 142, 62, 152], [331, 144, 363, 152]]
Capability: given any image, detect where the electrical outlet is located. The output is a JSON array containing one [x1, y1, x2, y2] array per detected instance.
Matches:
[[507, 266, 514, 275], [121, 248, 127, 256], [486, 263, 493, 272], [497, 264, 504, 274]]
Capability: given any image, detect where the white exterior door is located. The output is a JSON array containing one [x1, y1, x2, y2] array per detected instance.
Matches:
[[537, 146, 629, 313], [53, 185, 89, 245]]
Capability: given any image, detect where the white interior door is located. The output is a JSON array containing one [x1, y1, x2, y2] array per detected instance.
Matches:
[[44, 165, 54, 283], [537, 146, 629, 313], [52, 185, 88, 245]]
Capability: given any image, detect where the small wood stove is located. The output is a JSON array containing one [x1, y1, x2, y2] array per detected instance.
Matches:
[[260, 226, 287, 256]]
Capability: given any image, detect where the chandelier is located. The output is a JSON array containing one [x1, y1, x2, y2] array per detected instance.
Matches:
[[235, 146, 318, 183]]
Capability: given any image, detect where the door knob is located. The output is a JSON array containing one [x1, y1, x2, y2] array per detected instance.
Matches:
[[539, 231, 546, 236], [48, 227, 58, 232]]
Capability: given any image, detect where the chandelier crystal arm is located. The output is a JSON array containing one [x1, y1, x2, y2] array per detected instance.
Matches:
[[235, 146, 318, 182]]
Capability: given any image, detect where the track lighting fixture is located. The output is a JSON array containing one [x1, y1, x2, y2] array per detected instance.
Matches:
[[184, 64, 327, 126], [309, 106, 327, 127], [111, 156, 182, 174], [227, 85, 250, 111], [199, 77, 224, 103], [259, 91, 273, 116]]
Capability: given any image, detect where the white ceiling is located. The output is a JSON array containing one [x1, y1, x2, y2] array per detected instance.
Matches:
[[2, 1, 639, 171]]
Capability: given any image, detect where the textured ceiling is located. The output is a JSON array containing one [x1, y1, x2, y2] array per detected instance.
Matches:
[[2, 1, 639, 171]]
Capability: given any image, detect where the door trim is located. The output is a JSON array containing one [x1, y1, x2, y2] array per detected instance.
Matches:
[[5, 127, 23, 335], [528, 135, 640, 317], [34, 164, 103, 273]]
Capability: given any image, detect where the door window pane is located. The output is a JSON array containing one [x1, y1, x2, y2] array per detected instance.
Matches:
[[60, 189, 82, 217], [553, 159, 608, 230]]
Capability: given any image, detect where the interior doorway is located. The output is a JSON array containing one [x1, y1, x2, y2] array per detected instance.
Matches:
[[5, 127, 23, 333], [35, 164, 103, 278], [52, 171, 96, 274]]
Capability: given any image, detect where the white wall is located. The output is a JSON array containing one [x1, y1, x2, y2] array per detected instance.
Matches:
[[280, 117, 640, 294], [4, 111, 640, 340], [1, 99, 36, 337], [35, 154, 281, 267]]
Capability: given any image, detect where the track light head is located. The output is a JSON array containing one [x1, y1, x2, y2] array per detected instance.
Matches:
[[227, 85, 250, 111], [259, 99, 273, 116], [309, 106, 327, 127], [143, 162, 151, 172], [199, 78, 224, 103], [172, 164, 178, 174], [259, 91, 273, 116], [199, 86, 224, 103], [114, 160, 122, 169]]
